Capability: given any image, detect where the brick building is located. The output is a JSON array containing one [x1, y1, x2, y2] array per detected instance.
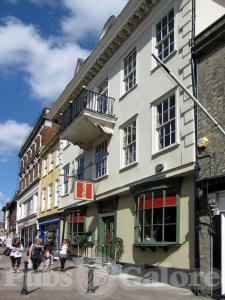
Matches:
[[16, 107, 58, 247], [2, 196, 17, 238], [193, 14, 225, 297]]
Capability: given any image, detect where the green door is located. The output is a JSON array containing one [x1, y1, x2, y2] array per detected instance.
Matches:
[[98, 216, 115, 262]]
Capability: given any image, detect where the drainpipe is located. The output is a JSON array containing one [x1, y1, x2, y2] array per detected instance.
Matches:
[[191, 0, 200, 295]]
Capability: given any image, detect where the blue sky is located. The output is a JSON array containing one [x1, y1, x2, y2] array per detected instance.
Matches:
[[0, 0, 127, 216]]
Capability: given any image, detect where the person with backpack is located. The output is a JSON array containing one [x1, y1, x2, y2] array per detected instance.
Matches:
[[29, 238, 43, 272], [10, 238, 23, 273]]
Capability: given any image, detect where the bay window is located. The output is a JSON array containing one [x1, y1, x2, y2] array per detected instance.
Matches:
[[135, 187, 179, 245]]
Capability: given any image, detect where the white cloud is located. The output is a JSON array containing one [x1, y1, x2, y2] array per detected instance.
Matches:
[[0, 17, 90, 103], [0, 120, 32, 162], [0, 1, 127, 104], [61, 0, 128, 41]]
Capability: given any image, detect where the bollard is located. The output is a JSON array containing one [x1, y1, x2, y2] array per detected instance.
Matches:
[[101, 245, 104, 265], [21, 261, 29, 295], [87, 263, 95, 294]]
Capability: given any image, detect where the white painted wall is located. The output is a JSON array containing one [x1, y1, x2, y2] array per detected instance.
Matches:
[[80, 0, 195, 199], [196, 0, 225, 35]]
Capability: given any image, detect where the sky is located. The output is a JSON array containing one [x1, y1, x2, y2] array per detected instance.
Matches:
[[0, 0, 127, 218]]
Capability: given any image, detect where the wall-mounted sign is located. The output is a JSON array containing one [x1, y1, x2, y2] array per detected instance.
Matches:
[[75, 181, 93, 201]]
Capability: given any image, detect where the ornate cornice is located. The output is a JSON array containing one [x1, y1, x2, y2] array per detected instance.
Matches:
[[48, 0, 158, 122]]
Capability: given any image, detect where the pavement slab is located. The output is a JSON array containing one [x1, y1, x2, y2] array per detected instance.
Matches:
[[0, 250, 206, 300]]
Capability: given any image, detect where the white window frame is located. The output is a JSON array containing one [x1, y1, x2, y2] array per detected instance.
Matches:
[[76, 156, 85, 180], [155, 8, 175, 61], [120, 116, 138, 168], [96, 77, 109, 114], [55, 142, 60, 166], [63, 164, 69, 195], [95, 141, 108, 179], [54, 180, 59, 208], [49, 150, 54, 171], [152, 3, 177, 69], [122, 48, 137, 95], [47, 184, 52, 210], [42, 189, 46, 212], [152, 90, 178, 154], [43, 157, 47, 176]]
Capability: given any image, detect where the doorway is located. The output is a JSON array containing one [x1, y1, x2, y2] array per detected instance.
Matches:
[[98, 215, 115, 262]]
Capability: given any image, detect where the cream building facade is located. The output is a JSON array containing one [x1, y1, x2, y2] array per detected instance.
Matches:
[[48, 0, 225, 274]]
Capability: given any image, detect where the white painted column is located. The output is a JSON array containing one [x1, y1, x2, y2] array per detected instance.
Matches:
[[221, 213, 225, 295]]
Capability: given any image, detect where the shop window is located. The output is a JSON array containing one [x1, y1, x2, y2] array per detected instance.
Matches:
[[135, 188, 179, 245], [67, 212, 85, 245]]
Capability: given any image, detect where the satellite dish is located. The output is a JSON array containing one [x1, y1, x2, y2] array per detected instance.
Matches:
[[100, 15, 116, 40]]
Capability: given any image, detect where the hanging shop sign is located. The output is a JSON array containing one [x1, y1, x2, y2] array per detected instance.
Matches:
[[75, 181, 94, 201]]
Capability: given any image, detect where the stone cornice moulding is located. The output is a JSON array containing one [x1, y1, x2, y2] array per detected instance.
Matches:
[[48, 0, 158, 122]]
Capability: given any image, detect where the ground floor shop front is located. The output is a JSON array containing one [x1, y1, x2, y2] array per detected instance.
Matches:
[[17, 216, 37, 248], [38, 215, 61, 250], [63, 172, 195, 277]]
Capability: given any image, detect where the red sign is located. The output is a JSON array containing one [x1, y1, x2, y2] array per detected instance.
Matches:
[[75, 181, 93, 201], [138, 196, 176, 210], [70, 216, 84, 223]]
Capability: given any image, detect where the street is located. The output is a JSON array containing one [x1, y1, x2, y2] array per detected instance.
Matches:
[[0, 250, 205, 300]]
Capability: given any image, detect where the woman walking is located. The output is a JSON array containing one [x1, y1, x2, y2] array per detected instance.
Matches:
[[10, 238, 23, 273], [59, 239, 70, 272], [29, 238, 43, 272]]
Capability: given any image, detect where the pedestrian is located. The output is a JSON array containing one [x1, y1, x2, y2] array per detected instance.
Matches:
[[10, 238, 23, 273], [59, 239, 71, 272], [29, 238, 43, 272], [42, 244, 52, 272]]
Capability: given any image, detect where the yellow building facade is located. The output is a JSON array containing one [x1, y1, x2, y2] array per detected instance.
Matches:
[[38, 135, 61, 248]]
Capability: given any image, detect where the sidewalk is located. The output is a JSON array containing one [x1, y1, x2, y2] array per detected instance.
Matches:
[[0, 249, 205, 300]]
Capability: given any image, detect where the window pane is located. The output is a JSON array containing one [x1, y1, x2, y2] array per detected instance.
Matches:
[[164, 207, 176, 224], [153, 207, 163, 224], [164, 225, 176, 242], [153, 225, 162, 242], [144, 226, 152, 242]]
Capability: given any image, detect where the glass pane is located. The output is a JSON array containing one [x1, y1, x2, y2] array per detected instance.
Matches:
[[144, 226, 152, 242], [163, 111, 168, 123], [78, 222, 84, 233], [171, 132, 175, 144], [165, 134, 170, 147], [164, 207, 176, 224], [170, 106, 175, 119], [164, 225, 176, 242], [153, 207, 163, 224], [144, 209, 152, 226], [138, 226, 143, 242], [153, 225, 162, 242]]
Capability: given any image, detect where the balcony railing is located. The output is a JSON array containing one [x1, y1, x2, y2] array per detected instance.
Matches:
[[60, 89, 115, 132]]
